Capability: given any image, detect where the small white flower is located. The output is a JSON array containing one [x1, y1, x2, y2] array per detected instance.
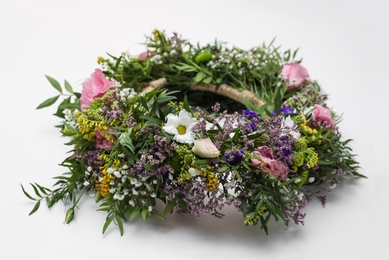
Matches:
[[110, 188, 116, 193], [87, 166, 92, 172], [83, 180, 90, 186], [282, 116, 301, 140], [129, 200, 135, 206], [188, 167, 201, 177], [308, 177, 315, 183], [122, 176, 127, 183], [148, 206, 153, 212], [163, 110, 198, 144], [294, 178, 301, 184], [150, 193, 156, 198], [113, 194, 125, 200], [132, 189, 139, 195], [107, 168, 114, 174]]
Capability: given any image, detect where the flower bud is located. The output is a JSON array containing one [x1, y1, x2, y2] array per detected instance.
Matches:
[[192, 137, 220, 158], [65, 208, 74, 224]]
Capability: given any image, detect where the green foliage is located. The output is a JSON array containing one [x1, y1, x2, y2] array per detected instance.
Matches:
[[25, 29, 364, 237]]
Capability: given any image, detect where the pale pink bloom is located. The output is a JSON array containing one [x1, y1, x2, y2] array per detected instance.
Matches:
[[192, 137, 220, 158], [281, 62, 310, 89], [137, 50, 153, 60], [313, 104, 335, 126], [95, 130, 115, 150], [251, 146, 289, 181], [80, 69, 115, 111]]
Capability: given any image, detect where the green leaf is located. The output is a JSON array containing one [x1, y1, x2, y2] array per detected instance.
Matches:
[[194, 71, 206, 82], [129, 207, 141, 221], [150, 211, 166, 220], [254, 199, 264, 214], [116, 216, 124, 236], [102, 215, 114, 235], [45, 75, 62, 93], [34, 183, 51, 195], [183, 95, 190, 111], [29, 200, 41, 216], [203, 76, 212, 84], [64, 80, 74, 94], [21, 184, 36, 201], [241, 198, 247, 217], [30, 183, 42, 198], [163, 198, 176, 215], [141, 209, 147, 220], [36, 95, 60, 109]]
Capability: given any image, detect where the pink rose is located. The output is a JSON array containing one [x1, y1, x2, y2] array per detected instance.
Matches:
[[95, 130, 115, 150], [80, 69, 115, 111], [281, 62, 310, 89], [252, 146, 289, 181], [137, 50, 153, 60], [313, 104, 335, 126]]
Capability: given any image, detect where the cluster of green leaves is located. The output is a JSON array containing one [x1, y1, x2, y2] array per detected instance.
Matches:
[[94, 89, 187, 235], [21, 157, 87, 223], [100, 29, 298, 107], [37, 75, 80, 120]]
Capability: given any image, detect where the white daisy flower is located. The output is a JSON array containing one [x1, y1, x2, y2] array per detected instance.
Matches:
[[163, 110, 198, 144]]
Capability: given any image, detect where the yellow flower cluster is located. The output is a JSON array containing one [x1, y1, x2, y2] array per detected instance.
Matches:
[[292, 138, 319, 171], [201, 166, 219, 192], [98, 172, 113, 197], [95, 155, 119, 197], [244, 205, 266, 226]]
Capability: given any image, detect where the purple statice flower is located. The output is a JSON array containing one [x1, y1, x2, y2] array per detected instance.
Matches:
[[224, 148, 244, 165], [272, 106, 294, 116], [242, 109, 260, 121], [262, 115, 295, 165], [211, 102, 221, 112], [242, 109, 260, 131], [281, 106, 294, 114]]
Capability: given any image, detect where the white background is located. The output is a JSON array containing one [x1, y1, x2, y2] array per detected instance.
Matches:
[[1, 0, 388, 259]]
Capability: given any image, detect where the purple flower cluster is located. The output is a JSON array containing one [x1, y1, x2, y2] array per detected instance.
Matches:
[[224, 148, 244, 165], [263, 115, 295, 166], [242, 109, 260, 131]]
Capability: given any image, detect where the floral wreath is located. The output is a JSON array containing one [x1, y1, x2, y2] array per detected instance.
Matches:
[[22, 29, 364, 235]]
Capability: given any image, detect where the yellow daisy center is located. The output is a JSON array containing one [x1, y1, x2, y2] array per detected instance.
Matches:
[[177, 125, 187, 135]]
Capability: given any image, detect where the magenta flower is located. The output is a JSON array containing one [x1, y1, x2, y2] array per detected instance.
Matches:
[[251, 146, 289, 181], [313, 104, 335, 126], [137, 50, 153, 60], [95, 130, 115, 150], [281, 62, 310, 89], [80, 69, 116, 111]]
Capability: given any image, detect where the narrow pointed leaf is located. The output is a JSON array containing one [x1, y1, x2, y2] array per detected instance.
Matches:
[[21, 184, 36, 201], [29, 200, 41, 216], [36, 95, 60, 109], [45, 75, 62, 93], [64, 80, 74, 94]]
